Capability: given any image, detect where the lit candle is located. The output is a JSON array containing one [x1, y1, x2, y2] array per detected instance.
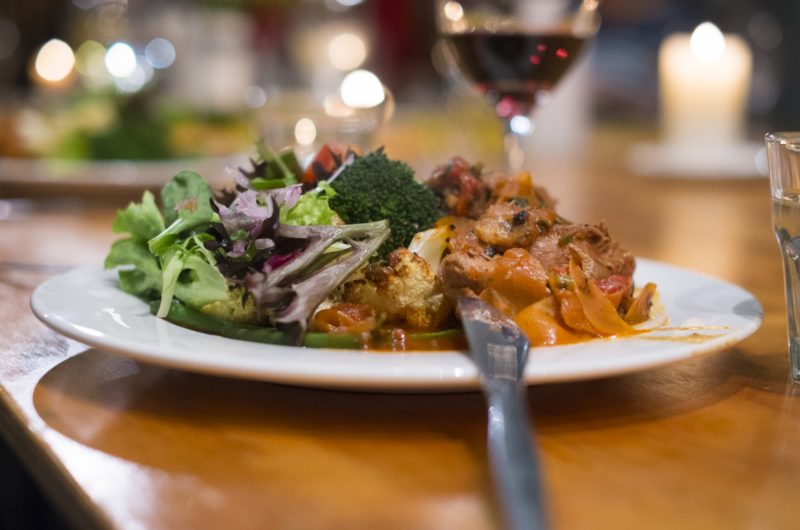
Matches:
[[659, 22, 752, 146]]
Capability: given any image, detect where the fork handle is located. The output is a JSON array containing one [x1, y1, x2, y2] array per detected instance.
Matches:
[[484, 379, 548, 530]]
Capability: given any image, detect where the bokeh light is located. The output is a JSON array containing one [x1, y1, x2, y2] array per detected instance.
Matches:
[[105, 42, 137, 78], [444, 2, 464, 22], [340, 69, 385, 108], [510, 115, 533, 136], [295, 118, 317, 146], [243, 85, 268, 108], [327, 32, 368, 71], [34, 39, 75, 82], [748, 12, 782, 50], [144, 38, 176, 69], [324, 0, 364, 10], [0, 19, 20, 60], [75, 41, 106, 76], [114, 60, 152, 93]]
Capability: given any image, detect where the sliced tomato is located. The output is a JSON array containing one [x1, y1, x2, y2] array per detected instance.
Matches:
[[592, 274, 633, 309], [302, 142, 355, 189], [311, 303, 376, 334]]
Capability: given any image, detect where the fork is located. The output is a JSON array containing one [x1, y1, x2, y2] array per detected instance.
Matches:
[[458, 296, 548, 530]]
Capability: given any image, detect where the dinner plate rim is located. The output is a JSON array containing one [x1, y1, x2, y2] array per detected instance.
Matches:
[[30, 259, 764, 392]]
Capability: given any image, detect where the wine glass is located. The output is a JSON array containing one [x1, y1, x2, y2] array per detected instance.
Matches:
[[437, 0, 601, 170]]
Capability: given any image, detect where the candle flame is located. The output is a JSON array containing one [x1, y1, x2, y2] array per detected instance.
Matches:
[[690, 22, 726, 63]]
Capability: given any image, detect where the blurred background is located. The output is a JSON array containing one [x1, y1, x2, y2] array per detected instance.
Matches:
[[0, 0, 797, 175]]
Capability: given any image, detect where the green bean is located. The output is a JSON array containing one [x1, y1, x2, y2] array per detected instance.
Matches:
[[151, 300, 462, 349], [303, 332, 362, 349], [410, 328, 464, 340], [150, 300, 295, 345]]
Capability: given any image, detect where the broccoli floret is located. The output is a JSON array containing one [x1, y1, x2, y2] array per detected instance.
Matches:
[[329, 150, 441, 259]]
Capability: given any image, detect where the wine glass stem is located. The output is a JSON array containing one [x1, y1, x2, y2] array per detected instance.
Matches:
[[501, 118, 527, 171]]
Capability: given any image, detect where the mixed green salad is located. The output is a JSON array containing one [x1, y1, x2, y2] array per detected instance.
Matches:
[[105, 142, 445, 347]]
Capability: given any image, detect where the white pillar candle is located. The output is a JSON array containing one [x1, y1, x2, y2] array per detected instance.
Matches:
[[659, 22, 752, 147]]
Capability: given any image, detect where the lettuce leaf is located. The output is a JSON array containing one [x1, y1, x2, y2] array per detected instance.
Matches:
[[156, 236, 228, 317], [106, 173, 229, 315], [111, 190, 165, 241], [280, 182, 339, 226], [104, 238, 162, 297], [149, 170, 218, 255]]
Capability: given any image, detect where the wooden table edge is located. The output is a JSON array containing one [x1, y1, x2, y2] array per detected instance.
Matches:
[[0, 386, 111, 530]]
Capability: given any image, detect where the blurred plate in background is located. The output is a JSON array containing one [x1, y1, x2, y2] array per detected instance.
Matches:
[[0, 154, 250, 192]]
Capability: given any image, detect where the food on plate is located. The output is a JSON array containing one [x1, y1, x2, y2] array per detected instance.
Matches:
[[106, 142, 656, 350]]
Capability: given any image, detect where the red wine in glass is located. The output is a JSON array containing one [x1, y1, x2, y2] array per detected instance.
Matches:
[[443, 31, 586, 120], [437, 0, 600, 170]]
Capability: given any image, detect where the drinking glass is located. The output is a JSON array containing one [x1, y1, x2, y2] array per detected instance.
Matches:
[[766, 132, 800, 382], [436, 0, 601, 170]]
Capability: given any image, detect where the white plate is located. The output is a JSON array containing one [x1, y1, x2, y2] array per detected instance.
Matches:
[[0, 155, 250, 191], [30, 260, 763, 392]]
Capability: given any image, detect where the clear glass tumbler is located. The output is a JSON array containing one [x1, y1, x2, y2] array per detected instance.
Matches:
[[766, 132, 800, 382]]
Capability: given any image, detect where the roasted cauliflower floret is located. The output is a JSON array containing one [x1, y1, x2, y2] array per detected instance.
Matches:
[[200, 287, 261, 325], [342, 248, 451, 330]]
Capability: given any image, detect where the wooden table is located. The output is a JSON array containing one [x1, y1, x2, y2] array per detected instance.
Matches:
[[1, 134, 798, 530]]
